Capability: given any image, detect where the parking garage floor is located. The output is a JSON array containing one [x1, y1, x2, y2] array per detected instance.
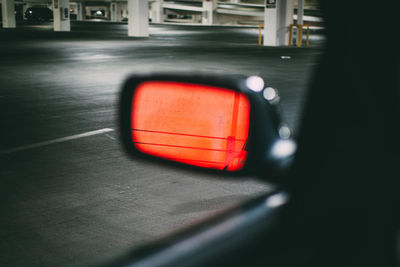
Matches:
[[0, 22, 322, 266]]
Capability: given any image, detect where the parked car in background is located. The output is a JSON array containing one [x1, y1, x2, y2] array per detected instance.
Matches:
[[25, 7, 53, 22]]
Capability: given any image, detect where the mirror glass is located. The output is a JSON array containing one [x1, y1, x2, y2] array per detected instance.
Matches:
[[131, 81, 250, 171]]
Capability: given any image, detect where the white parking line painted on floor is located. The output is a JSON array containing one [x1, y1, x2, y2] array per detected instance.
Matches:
[[0, 128, 114, 155]]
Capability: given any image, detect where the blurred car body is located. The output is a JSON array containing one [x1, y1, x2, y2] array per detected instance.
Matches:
[[25, 7, 53, 22]]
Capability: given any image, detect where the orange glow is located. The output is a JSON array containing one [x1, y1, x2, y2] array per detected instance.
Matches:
[[131, 81, 250, 171]]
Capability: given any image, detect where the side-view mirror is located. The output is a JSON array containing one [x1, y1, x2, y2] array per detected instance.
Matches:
[[119, 73, 296, 181]]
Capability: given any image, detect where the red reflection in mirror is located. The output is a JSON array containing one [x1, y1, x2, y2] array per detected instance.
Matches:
[[131, 81, 250, 171]]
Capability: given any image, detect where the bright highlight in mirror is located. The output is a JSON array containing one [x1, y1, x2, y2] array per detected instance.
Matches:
[[246, 76, 264, 92], [131, 81, 251, 171], [265, 192, 289, 208], [278, 125, 291, 139], [271, 139, 297, 158], [263, 87, 277, 101]]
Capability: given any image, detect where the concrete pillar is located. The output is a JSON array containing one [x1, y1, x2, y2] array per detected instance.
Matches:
[[297, 0, 303, 25], [104, 6, 110, 18], [202, 0, 216, 25], [116, 3, 124, 22], [127, 0, 149, 37], [263, 0, 293, 46], [1, 0, 16, 28], [110, 2, 117, 22], [122, 8, 127, 20], [150, 0, 163, 23], [76, 2, 84, 20], [81, 3, 87, 20], [53, 0, 70, 31]]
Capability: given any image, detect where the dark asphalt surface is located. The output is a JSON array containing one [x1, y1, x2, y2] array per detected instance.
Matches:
[[0, 21, 322, 266]]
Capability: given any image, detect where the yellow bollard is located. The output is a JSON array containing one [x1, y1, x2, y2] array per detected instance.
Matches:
[[288, 24, 294, 46], [297, 25, 303, 47], [305, 25, 310, 47], [288, 24, 310, 47], [258, 24, 264, 45]]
